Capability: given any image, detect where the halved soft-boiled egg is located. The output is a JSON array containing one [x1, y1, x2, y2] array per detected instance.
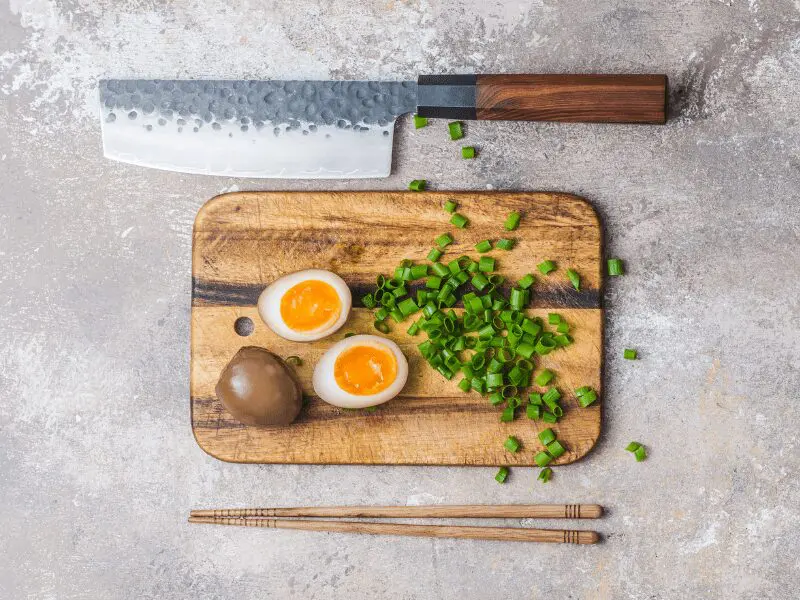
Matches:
[[313, 335, 409, 409], [258, 269, 351, 342]]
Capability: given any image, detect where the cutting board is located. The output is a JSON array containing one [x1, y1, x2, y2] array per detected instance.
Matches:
[[191, 191, 602, 465]]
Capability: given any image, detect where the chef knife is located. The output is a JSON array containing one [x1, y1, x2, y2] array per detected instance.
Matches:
[[99, 74, 667, 179]]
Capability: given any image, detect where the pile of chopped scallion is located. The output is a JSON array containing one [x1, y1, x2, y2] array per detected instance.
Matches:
[[361, 202, 598, 483]]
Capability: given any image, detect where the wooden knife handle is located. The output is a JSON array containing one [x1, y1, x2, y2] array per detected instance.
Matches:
[[475, 74, 667, 124]]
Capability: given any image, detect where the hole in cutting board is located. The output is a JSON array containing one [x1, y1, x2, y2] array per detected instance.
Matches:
[[233, 316, 254, 337]]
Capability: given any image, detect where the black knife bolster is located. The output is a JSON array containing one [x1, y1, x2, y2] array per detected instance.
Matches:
[[416, 74, 477, 119]]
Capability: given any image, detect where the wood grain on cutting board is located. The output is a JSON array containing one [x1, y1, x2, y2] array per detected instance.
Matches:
[[191, 191, 602, 465]]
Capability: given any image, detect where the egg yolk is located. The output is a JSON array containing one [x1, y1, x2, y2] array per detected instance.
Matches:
[[280, 280, 341, 332], [334, 344, 398, 396]]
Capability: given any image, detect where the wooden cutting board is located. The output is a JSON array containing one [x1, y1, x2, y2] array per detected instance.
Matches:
[[191, 191, 602, 465]]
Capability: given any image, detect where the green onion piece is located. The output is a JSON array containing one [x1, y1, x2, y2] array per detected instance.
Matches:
[[448, 121, 464, 140], [486, 373, 504, 389], [362, 293, 377, 308], [534, 337, 556, 356], [548, 313, 561, 325], [566, 268, 581, 291], [435, 233, 453, 248], [634, 446, 647, 461], [529, 392, 543, 405], [389, 308, 404, 322], [526, 403, 542, 420], [374, 307, 389, 321], [489, 391, 504, 406], [537, 260, 556, 275], [500, 407, 515, 422], [471, 377, 486, 394], [410, 264, 428, 279], [515, 342, 535, 359], [397, 297, 420, 317], [496, 238, 515, 251], [554, 334, 573, 347], [471, 273, 490, 291], [431, 262, 449, 277], [538, 428, 556, 445], [495, 466, 509, 483], [426, 276, 442, 290], [607, 258, 624, 276], [374, 320, 390, 333], [575, 386, 591, 396], [501, 384, 518, 399], [503, 436, 521, 453], [538, 467, 553, 483], [535, 369, 554, 387], [517, 273, 535, 289], [503, 211, 521, 231], [507, 395, 522, 409], [624, 348, 638, 360], [509, 288, 526, 310], [344, 332, 355, 338], [450, 213, 469, 228], [457, 378, 471, 392], [285, 355, 302, 366], [534, 452, 552, 467], [475, 239, 492, 253], [521, 319, 541, 337], [461, 146, 476, 159], [478, 256, 495, 273], [427, 247, 443, 262], [542, 387, 561, 404], [413, 114, 428, 128], [625, 441, 641, 452], [392, 285, 408, 297], [557, 322, 570, 334], [546, 440, 566, 458], [408, 179, 426, 192], [578, 389, 598, 408], [542, 412, 558, 424], [407, 322, 420, 336], [444, 199, 457, 213]]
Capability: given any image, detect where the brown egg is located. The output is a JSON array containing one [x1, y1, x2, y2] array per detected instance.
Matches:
[[215, 346, 303, 427]]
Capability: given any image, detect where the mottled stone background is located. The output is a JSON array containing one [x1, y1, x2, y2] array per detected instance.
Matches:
[[1, 1, 798, 598]]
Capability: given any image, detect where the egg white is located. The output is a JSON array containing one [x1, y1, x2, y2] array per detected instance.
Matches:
[[313, 335, 409, 409], [257, 269, 352, 342]]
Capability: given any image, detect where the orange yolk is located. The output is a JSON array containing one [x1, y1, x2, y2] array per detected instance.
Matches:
[[280, 280, 341, 332], [334, 344, 398, 396]]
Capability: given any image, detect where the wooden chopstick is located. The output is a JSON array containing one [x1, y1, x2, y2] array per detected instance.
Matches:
[[190, 503, 603, 520], [188, 516, 599, 544]]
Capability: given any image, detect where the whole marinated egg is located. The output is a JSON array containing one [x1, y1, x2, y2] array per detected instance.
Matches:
[[312, 334, 408, 409], [258, 269, 351, 342]]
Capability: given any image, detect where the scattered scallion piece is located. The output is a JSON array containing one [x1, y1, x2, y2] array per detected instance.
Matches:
[[503, 436, 521, 453], [575, 386, 598, 408], [526, 403, 542, 420], [413, 114, 428, 128], [546, 440, 566, 458], [427, 247, 442, 262], [285, 355, 302, 366], [626, 442, 647, 461], [537, 260, 556, 275], [461, 146, 476, 159], [517, 274, 535, 289], [444, 199, 457, 213], [475, 239, 492, 253], [537, 467, 552, 483], [625, 441, 641, 452], [344, 332, 355, 338], [478, 256, 495, 272], [538, 428, 556, 446], [450, 213, 469, 228], [374, 320, 390, 333], [607, 258, 624, 276], [504, 211, 521, 231], [500, 407, 515, 422], [534, 452, 552, 467], [448, 121, 464, 140], [495, 466, 509, 483], [496, 238, 515, 251], [566, 268, 581, 291], [535, 369, 554, 387], [408, 179, 426, 192], [548, 313, 561, 325], [435, 233, 453, 248], [624, 348, 638, 360]]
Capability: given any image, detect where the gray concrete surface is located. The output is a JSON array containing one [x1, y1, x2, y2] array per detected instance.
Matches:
[[1, 1, 799, 598]]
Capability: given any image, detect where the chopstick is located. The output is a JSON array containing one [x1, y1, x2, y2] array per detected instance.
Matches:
[[188, 516, 599, 544], [190, 503, 603, 520]]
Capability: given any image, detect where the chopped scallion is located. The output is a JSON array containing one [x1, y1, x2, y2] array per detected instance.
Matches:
[[427, 247, 443, 262], [537, 467, 552, 483], [450, 213, 469, 228], [504, 211, 521, 231], [444, 199, 457, 213], [435, 233, 453, 248], [534, 452, 552, 467], [607, 258, 624, 276], [461, 146, 476, 159], [517, 273, 535, 289], [448, 121, 464, 140], [537, 260, 556, 275], [624, 348, 638, 360], [546, 440, 566, 458], [495, 466, 509, 483], [496, 238, 515, 251], [413, 114, 428, 128], [535, 369, 554, 387], [503, 436, 521, 453], [408, 179, 426, 192], [566, 268, 581, 291], [538, 428, 556, 445]]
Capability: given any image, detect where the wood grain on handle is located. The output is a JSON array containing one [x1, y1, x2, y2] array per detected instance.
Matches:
[[191, 504, 603, 519], [188, 516, 599, 544], [476, 74, 667, 123]]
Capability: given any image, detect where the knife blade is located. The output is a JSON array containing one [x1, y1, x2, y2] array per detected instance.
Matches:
[[99, 74, 667, 179]]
